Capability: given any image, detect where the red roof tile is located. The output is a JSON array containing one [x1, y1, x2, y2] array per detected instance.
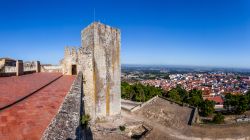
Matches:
[[206, 96, 224, 104], [0, 73, 62, 109]]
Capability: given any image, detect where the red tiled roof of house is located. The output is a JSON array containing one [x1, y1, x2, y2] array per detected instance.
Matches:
[[206, 96, 224, 104]]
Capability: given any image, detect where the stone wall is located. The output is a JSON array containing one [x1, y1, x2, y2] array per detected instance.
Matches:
[[23, 66, 36, 72], [158, 96, 198, 125], [16, 60, 24, 76], [42, 72, 83, 140], [23, 61, 36, 72], [3, 66, 16, 73], [0, 60, 4, 69], [41, 65, 62, 73], [0, 60, 41, 77], [0, 66, 16, 76], [130, 96, 159, 112], [36, 61, 41, 72], [126, 95, 198, 126], [80, 22, 121, 119]]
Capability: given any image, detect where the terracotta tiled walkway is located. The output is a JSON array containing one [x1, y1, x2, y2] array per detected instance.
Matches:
[[0, 73, 62, 109], [0, 74, 75, 140]]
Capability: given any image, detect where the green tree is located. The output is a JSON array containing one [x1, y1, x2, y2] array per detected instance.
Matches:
[[213, 113, 224, 124], [200, 100, 215, 117], [246, 90, 250, 106], [167, 89, 181, 102], [121, 82, 163, 102], [133, 84, 145, 102], [175, 85, 188, 102], [162, 85, 188, 103], [224, 93, 233, 112], [224, 93, 248, 114], [186, 89, 203, 107], [236, 95, 248, 114]]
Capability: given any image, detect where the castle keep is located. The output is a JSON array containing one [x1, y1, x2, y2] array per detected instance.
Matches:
[[61, 22, 121, 119], [82, 22, 121, 119]]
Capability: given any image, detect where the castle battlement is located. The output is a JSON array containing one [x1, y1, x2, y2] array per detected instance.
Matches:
[[64, 47, 78, 58], [81, 22, 120, 35]]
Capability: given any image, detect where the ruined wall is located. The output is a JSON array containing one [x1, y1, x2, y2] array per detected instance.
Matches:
[[80, 22, 121, 119]]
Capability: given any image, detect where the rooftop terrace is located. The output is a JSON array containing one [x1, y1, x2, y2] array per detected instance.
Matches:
[[0, 73, 75, 139]]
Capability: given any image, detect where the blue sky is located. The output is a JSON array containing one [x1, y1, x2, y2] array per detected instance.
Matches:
[[0, 0, 249, 68]]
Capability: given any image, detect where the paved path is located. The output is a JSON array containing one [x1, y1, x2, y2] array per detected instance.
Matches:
[[0, 75, 75, 140], [0, 73, 62, 109]]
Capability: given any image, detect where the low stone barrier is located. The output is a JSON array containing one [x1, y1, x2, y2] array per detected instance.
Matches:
[[130, 96, 159, 112], [194, 121, 250, 128], [41, 65, 62, 73], [0, 72, 16, 77], [127, 95, 198, 125], [24, 66, 36, 71], [158, 96, 198, 125], [0, 66, 16, 77], [4, 66, 16, 73], [42, 72, 83, 140], [0, 66, 36, 77]]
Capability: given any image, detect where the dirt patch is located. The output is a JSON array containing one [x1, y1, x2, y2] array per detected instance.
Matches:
[[134, 97, 193, 130]]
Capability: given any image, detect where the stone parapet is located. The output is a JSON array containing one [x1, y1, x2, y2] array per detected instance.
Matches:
[[42, 72, 83, 140], [41, 65, 62, 73]]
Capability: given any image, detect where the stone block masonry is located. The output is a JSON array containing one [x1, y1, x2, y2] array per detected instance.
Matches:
[[61, 47, 78, 75], [16, 60, 23, 76], [80, 22, 121, 119], [36, 61, 41, 73]]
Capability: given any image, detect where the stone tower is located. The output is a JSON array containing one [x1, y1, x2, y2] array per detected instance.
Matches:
[[80, 22, 121, 119], [61, 47, 78, 75]]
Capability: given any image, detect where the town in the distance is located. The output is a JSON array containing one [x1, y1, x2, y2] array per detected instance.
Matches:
[[122, 65, 250, 123], [122, 65, 250, 98]]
